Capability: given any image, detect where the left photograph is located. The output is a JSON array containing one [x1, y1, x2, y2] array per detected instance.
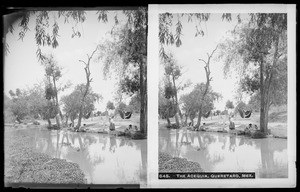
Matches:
[[4, 8, 147, 187]]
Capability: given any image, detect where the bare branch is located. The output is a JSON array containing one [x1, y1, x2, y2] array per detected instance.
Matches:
[[79, 60, 87, 65], [198, 59, 207, 64], [89, 46, 99, 61], [206, 53, 210, 59], [207, 45, 218, 64]]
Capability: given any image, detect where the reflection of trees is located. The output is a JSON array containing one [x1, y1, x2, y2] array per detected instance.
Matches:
[[229, 134, 236, 152], [186, 132, 222, 171], [260, 139, 274, 174], [109, 136, 117, 153], [55, 130, 61, 158], [100, 135, 108, 150], [256, 138, 287, 178], [238, 136, 245, 146], [64, 132, 104, 183], [61, 130, 70, 144], [34, 131, 106, 183], [112, 138, 146, 184], [174, 129, 180, 157], [36, 129, 56, 155], [33, 129, 148, 183], [138, 140, 147, 184], [161, 129, 225, 171], [180, 128, 190, 143], [217, 134, 227, 150]]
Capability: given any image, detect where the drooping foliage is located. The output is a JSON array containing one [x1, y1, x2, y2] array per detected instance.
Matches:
[[218, 13, 287, 133]]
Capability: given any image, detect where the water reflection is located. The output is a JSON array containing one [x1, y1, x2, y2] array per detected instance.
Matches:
[[20, 128, 147, 184], [159, 128, 288, 178]]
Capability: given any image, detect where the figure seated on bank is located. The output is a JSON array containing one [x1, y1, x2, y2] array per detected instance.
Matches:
[[125, 124, 132, 131], [244, 123, 259, 135], [192, 123, 206, 131]]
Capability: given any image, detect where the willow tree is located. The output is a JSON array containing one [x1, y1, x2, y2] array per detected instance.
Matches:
[[41, 54, 64, 128], [98, 8, 148, 134], [219, 13, 287, 134], [181, 83, 221, 126], [159, 83, 176, 127], [61, 84, 101, 127], [162, 53, 183, 127]]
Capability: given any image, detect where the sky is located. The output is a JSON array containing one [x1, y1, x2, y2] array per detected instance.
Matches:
[[4, 11, 129, 111], [159, 13, 250, 110]]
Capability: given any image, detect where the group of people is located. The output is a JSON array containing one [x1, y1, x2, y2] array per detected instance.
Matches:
[[244, 123, 259, 133], [125, 124, 139, 132], [109, 115, 139, 133]]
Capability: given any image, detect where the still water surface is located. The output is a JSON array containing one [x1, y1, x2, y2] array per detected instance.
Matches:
[[15, 127, 147, 184], [159, 128, 288, 178]]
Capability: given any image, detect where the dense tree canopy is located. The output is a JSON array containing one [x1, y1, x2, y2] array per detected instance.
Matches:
[[226, 100, 234, 109], [7, 83, 50, 122], [97, 8, 148, 134], [61, 84, 101, 125], [180, 83, 221, 124], [106, 101, 115, 110], [218, 13, 287, 133], [158, 82, 176, 127]]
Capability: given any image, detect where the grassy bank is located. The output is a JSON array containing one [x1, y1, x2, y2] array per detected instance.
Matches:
[[4, 128, 87, 186]]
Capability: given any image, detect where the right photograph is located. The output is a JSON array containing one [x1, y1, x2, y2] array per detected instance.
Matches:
[[158, 12, 289, 179]]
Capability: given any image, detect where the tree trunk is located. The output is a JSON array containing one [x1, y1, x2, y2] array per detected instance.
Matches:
[[172, 75, 183, 126], [144, 60, 148, 134], [166, 117, 171, 127], [142, 13, 148, 135], [76, 90, 88, 130], [174, 113, 180, 127], [65, 115, 69, 126], [52, 76, 63, 125], [71, 118, 75, 127], [195, 46, 217, 128], [195, 109, 203, 128], [55, 114, 61, 128], [47, 118, 52, 127], [139, 60, 146, 134], [76, 46, 98, 130], [184, 112, 189, 126], [259, 34, 279, 134], [190, 116, 194, 126]]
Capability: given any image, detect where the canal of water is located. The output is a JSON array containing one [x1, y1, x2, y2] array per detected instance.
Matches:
[[11, 127, 147, 185], [159, 128, 288, 178]]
